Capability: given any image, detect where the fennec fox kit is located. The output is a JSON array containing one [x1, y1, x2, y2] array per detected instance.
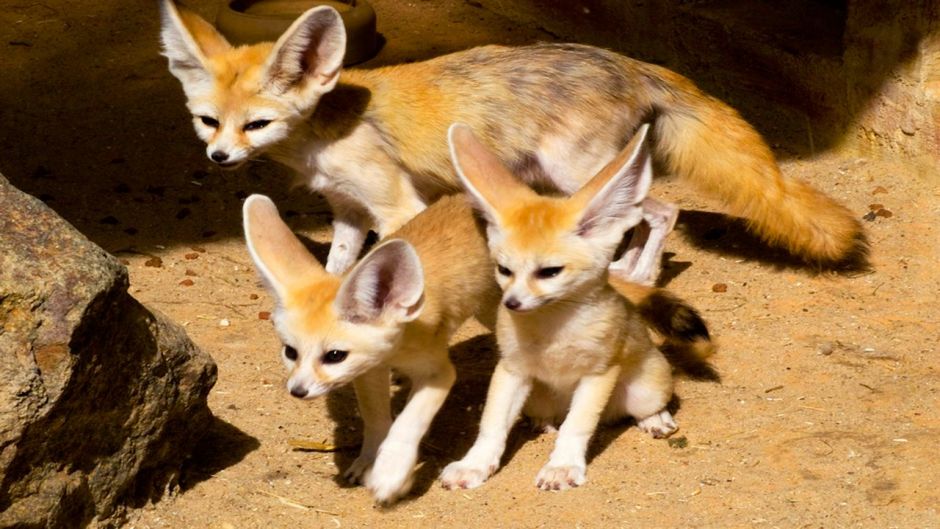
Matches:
[[244, 193, 499, 503], [441, 124, 698, 491]]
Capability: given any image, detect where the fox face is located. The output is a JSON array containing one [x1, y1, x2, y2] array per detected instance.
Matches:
[[449, 123, 653, 312], [243, 195, 424, 399], [159, 0, 346, 168]]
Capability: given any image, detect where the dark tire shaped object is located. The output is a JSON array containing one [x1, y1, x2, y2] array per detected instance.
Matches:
[[216, 0, 378, 65]]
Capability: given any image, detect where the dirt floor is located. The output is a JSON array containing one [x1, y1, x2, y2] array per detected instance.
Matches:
[[1, 0, 938, 527]]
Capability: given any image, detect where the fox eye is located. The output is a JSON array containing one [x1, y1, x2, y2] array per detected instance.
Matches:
[[535, 266, 564, 279], [322, 349, 348, 364], [244, 119, 271, 131], [283, 345, 298, 361], [199, 116, 219, 128], [497, 264, 513, 277]]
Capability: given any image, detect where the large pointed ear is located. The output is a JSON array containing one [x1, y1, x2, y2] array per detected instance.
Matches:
[[334, 239, 425, 324], [448, 122, 536, 225], [263, 6, 346, 97], [159, 1, 231, 89], [571, 124, 653, 240], [243, 194, 326, 301]]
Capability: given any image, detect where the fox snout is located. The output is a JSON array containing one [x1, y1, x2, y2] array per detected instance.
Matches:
[[501, 291, 547, 313], [286, 376, 330, 400], [206, 145, 247, 169], [289, 384, 309, 399]]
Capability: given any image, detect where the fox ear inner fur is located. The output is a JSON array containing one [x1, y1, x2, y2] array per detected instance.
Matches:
[[243, 194, 326, 301], [572, 124, 653, 242], [334, 239, 425, 324], [263, 6, 347, 95]]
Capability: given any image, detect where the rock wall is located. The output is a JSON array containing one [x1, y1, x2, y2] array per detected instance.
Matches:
[[0, 174, 217, 528]]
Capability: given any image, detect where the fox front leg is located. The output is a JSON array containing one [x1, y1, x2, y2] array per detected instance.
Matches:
[[323, 193, 372, 275], [440, 361, 533, 490], [535, 365, 621, 491], [365, 360, 456, 504], [610, 196, 679, 286], [344, 367, 392, 484]]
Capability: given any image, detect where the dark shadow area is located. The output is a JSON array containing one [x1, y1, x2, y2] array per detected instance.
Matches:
[[676, 209, 870, 274], [177, 415, 262, 490]]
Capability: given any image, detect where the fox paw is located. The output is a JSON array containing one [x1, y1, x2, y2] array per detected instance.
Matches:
[[535, 463, 586, 491], [343, 453, 376, 485], [440, 461, 496, 490], [637, 410, 678, 439], [364, 447, 415, 504]]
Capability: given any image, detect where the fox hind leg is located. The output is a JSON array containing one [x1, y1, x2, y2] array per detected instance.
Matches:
[[604, 347, 677, 438]]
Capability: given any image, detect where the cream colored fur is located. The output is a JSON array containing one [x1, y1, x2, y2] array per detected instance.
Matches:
[[441, 124, 677, 492]]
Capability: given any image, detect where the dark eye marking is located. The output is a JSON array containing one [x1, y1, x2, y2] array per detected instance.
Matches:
[[243, 119, 272, 131], [322, 349, 349, 364], [283, 345, 298, 361], [535, 266, 565, 279], [497, 264, 513, 277], [199, 116, 219, 128]]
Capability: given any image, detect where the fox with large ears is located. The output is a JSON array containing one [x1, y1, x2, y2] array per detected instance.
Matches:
[[441, 124, 692, 492], [243, 191, 500, 503], [161, 0, 866, 280]]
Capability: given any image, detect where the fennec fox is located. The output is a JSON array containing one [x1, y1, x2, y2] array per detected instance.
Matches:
[[161, 1, 865, 282], [441, 124, 697, 491], [244, 192, 500, 503]]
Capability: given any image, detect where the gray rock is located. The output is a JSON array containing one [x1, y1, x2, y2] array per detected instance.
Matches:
[[0, 174, 217, 528]]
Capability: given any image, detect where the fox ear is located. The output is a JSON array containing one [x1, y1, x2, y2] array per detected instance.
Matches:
[[571, 124, 653, 242], [264, 6, 346, 97], [159, 1, 231, 90], [243, 194, 326, 301], [448, 123, 535, 226], [335, 239, 425, 324]]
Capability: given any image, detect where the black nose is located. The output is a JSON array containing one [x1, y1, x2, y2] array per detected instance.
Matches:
[[504, 297, 521, 311], [210, 150, 229, 163], [289, 386, 308, 399]]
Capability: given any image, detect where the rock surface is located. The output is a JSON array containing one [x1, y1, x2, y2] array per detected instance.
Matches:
[[0, 174, 217, 528]]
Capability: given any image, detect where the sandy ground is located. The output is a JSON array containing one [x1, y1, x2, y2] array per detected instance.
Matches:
[[1, 0, 938, 527]]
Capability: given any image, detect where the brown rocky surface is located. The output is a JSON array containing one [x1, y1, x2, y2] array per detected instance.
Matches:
[[0, 175, 217, 528]]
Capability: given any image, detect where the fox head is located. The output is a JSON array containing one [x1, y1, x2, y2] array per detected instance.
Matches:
[[243, 195, 425, 399], [449, 123, 652, 313], [159, 0, 345, 168]]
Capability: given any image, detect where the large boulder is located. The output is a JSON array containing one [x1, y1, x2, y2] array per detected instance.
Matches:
[[0, 174, 217, 528]]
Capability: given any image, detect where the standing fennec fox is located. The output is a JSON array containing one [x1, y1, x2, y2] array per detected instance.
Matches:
[[441, 124, 695, 491], [161, 1, 866, 283], [243, 192, 500, 503]]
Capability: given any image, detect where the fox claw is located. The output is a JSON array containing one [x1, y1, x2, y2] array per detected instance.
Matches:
[[535, 463, 585, 491]]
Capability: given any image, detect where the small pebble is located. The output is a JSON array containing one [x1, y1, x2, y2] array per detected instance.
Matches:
[[259, 311, 271, 320], [185, 269, 198, 277], [144, 256, 163, 268], [817, 342, 834, 355], [179, 279, 194, 287], [712, 283, 728, 293], [219, 319, 231, 327], [872, 186, 888, 195], [184, 252, 200, 260], [249, 293, 259, 300]]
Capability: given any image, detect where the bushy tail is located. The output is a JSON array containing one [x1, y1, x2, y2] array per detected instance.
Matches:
[[608, 277, 716, 365], [640, 63, 867, 269]]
